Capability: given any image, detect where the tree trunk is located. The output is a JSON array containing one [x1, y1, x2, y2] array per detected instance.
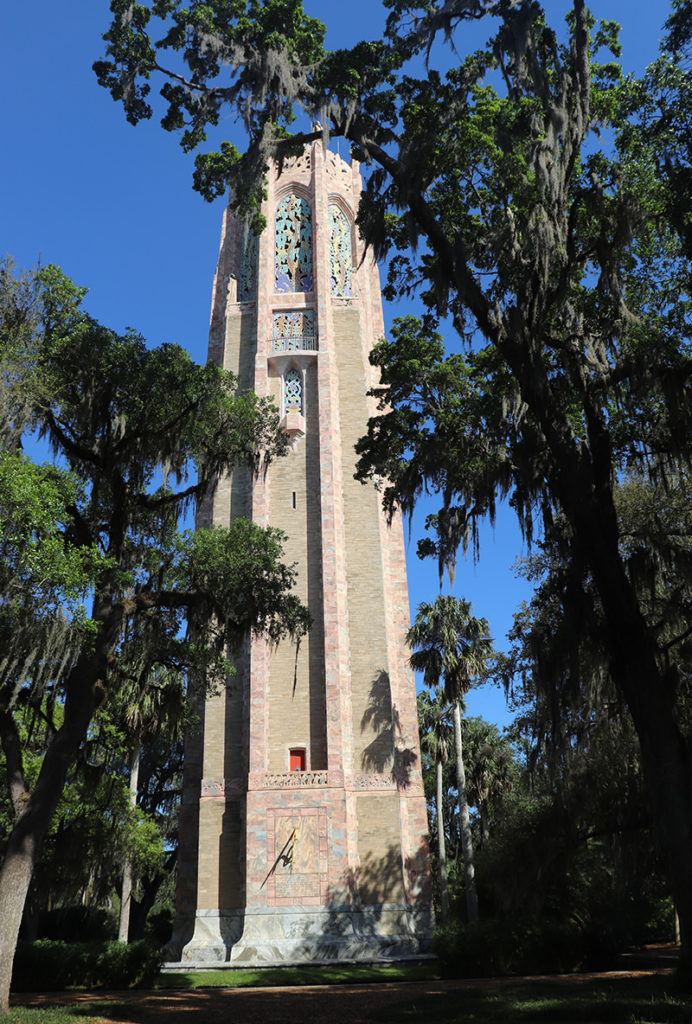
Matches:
[[0, 714, 93, 1014], [436, 757, 450, 924], [609, 643, 692, 978], [0, 643, 106, 1015], [129, 848, 177, 942], [452, 700, 479, 924], [0, 827, 36, 1015], [479, 805, 490, 848], [118, 739, 140, 944], [570, 492, 692, 979]]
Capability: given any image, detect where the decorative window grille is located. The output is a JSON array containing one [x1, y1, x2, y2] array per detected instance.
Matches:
[[275, 194, 313, 292], [284, 368, 303, 413], [328, 204, 353, 297], [239, 226, 258, 301], [272, 310, 315, 352]]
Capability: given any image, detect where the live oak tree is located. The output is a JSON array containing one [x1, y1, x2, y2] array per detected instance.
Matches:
[[95, 0, 692, 972], [501, 586, 671, 948], [0, 698, 167, 941], [489, 470, 692, 946], [0, 262, 309, 1013]]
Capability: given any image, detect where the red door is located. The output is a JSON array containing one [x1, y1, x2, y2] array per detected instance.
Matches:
[[290, 749, 306, 772]]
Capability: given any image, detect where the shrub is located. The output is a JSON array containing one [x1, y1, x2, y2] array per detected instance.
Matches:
[[37, 905, 117, 941], [11, 939, 162, 992], [433, 917, 588, 978], [143, 906, 174, 946]]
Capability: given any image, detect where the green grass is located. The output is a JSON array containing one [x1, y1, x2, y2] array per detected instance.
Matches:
[[372, 975, 692, 1023], [154, 962, 436, 989], [7, 1011, 84, 1024], [9, 972, 692, 1024]]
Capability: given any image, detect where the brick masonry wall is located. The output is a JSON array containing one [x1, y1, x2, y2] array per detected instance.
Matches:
[[333, 307, 394, 775], [178, 143, 432, 956], [265, 360, 327, 771], [356, 794, 405, 904]]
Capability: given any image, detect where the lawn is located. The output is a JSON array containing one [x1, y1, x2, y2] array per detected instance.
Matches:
[[155, 962, 436, 988], [372, 974, 692, 1023], [8, 971, 692, 1024]]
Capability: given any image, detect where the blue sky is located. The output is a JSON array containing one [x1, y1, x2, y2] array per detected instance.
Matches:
[[1, 0, 670, 729]]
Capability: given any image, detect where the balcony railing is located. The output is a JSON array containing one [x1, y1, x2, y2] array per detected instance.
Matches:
[[271, 334, 317, 353], [263, 771, 329, 789]]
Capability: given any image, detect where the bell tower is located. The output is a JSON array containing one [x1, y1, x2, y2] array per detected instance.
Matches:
[[172, 142, 432, 964]]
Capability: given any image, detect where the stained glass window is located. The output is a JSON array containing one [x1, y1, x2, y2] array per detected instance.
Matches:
[[275, 194, 313, 292], [272, 311, 315, 351], [328, 204, 352, 297], [239, 226, 258, 301], [284, 368, 303, 413]]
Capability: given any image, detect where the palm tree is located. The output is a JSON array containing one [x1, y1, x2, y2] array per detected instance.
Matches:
[[418, 687, 454, 923], [463, 718, 514, 847], [408, 596, 493, 924]]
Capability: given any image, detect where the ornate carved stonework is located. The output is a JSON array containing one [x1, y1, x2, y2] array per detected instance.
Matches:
[[239, 227, 258, 301], [265, 807, 329, 907], [283, 151, 311, 174], [200, 777, 246, 798], [262, 771, 329, 789], [351, 773, 397, 791], [325, 149, 352, 183]]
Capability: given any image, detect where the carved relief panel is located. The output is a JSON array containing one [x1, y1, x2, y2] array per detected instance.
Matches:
[[265, 807, 328, 906]]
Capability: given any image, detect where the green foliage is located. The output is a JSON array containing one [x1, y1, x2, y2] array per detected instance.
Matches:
[[408, 595, 494, 924], [481, 477, 688, 956], [408, 596, 492, 702], [0, 258, 309, 697], [0, 699, 166, 929], [434, 917, 588, 977], [95, 0, 692, 971], [0, 453, 107, 603], [36, 906, 116, 942], [0, 260, 310, 1007], [93, 2, 692, 564], [0, 260, 309, 726], [10, 940, 161, 991], [95, 0, 326, 221], [411, 551, 673, 962]]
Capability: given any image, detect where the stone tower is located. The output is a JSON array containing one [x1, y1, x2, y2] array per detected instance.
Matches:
[[173, 142, 432, 965]]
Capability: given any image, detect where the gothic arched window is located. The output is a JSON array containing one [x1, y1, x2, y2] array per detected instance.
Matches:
[[275, 194, 313, 292], [284, 368, 303, 414], [328, 204, 353, 297]]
